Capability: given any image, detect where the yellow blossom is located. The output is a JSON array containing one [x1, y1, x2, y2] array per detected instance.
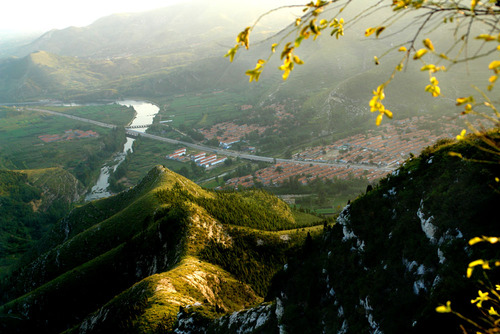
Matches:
[[456, 129, 467, 141], [471, 290, 489, 308], [436, 301, 452, 313], [488, 307, 499, 317]]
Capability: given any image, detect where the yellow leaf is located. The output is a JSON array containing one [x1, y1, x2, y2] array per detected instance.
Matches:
[[236, 27, 251, 49], [476, 34, 496, 41], [456, 129, 467, 140], [471, 290, 490, 308], [413, 49, 428, 60], [488, 307, 499, 317], [271, 43, 278, 53], [469, 236, 484, 245], [398, 46, 407, 52], [293, 55, 304, 65], [224, 45, 239, 62], [469, 259, 485, 268], [374, 56, 380, 65], [365, 27, 376, 37], [487, 237, 499, 244], [383, 109, 393, 118], [423, 38, 435, 51], [448, 152, 463, 159], [456, 97, 471, 105], [376, 113, 383, 126], [471, 0, 478, 11], [489, 60, 500, 70], [489, 75, 498, 83], [435, 301, 452, 313], [421, 64, 436, 72]]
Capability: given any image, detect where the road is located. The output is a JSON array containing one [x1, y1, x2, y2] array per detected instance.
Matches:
[[27, 107, 117, 129], [28, 107, 394, 172]]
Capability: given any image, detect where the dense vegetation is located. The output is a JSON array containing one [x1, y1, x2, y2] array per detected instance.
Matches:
[[0, 166, 323, 333], [176, 130, 500, 333], [0, 168, 81, 279], [156, 182, 322, 231]]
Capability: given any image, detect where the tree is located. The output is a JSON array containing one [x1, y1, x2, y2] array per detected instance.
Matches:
[[225, 0, 500, 134], [226, 2, 500, 331]]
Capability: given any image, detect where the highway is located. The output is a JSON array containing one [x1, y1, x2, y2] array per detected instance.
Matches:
[[28, 107, 393, 172], [27, 108, 117, 129], [127, 129, 393, 172]]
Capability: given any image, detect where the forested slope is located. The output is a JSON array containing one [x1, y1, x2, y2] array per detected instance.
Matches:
[[174, 131, 500, 333], [0, 166, 323, 333]]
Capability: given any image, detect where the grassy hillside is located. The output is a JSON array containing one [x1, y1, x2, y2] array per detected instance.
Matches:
[[0, 165, 325, 333], [0, 168, 82, 279]]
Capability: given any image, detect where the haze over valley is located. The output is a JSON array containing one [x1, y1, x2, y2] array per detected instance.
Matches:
[[1, 1, 499, 333]]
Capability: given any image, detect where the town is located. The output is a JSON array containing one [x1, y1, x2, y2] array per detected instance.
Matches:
[[164, 114, 463, 189]]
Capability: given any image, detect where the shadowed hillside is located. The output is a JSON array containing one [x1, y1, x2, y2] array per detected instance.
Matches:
[[171, 131, 500, 333], [0, 166, 323, 333]]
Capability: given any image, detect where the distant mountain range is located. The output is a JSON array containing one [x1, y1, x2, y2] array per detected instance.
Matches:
[[2, 1, 291, 59], [0, 1, 295, 102]]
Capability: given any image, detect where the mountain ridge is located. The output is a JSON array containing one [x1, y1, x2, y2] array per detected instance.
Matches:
[[0, 165, 321, 333]]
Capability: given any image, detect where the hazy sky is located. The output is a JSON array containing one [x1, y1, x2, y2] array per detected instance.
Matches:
[[0, 0, 183, 32], [0, 0, 306, 33]]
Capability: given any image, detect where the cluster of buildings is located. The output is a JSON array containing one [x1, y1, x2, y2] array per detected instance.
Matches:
[[166, 148, 227, 169], [224, 115, 462, 189], [198, 122, 267, 149], [294, 116, 461, 167], [38, 129, 98, 143], [225, 162, 389, 189]]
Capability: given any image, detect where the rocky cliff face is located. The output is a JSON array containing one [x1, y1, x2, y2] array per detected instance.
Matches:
[[177, 132, 500, 333]]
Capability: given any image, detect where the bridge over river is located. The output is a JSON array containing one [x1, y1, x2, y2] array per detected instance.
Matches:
[[26, 107, 394, 172], [126, 124, 152, 129]]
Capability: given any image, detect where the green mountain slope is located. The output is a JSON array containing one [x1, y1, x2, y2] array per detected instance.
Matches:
[[0, 168, 83, 278], [172, 130, 500, 333], [0, 165, 322, 333]]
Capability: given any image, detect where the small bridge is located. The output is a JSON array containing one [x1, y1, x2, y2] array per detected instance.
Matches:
[[126, 124, 153, 129]]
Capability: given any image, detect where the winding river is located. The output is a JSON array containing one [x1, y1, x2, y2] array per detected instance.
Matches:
[[84, 100, 160, 201]]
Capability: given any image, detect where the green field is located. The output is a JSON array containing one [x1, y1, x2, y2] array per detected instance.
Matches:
[[41, 104, 135, 126], [0, 106, 124, 187], [160, 91, 251, 128]]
